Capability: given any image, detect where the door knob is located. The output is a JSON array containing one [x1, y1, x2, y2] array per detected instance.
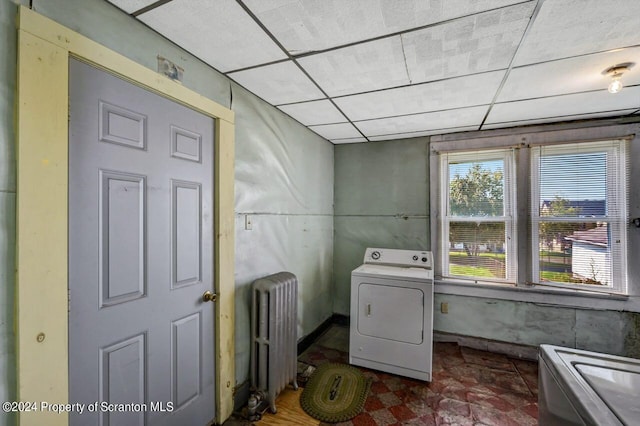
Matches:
[[202, 290, 217, 303]]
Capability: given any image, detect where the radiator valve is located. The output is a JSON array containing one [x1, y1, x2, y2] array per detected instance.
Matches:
[[247, 395, 260, 421], [247, 390, 266, 422]]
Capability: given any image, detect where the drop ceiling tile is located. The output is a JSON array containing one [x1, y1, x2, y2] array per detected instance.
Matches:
[[331, 137, 368, 144], [229, 61, 325, 105], [308, 123, 362, 140], [500, 46, 640, 102], [355, 106, 488, 137], [514, 0, 640, 66], [482, 109, 639, 129], [298, 37, 410, 97], [402, 3, 533, 83], [334, 71, 504, 121], [368, 127, 478, 141], [107, 0, 156, 14], [486, 86, 640, 124], [244, 0, 528, 54], [278, 100, 346, 125], [137, 0, 287, 72]]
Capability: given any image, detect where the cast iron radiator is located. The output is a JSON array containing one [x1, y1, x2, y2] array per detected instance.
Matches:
[[250, 271, 299, 414]]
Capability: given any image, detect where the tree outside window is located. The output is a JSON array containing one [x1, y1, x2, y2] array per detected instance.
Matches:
[[445, 156, 512, 281]]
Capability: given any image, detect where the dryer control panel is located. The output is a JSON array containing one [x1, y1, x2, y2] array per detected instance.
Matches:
[[363, 248, 433, 269]]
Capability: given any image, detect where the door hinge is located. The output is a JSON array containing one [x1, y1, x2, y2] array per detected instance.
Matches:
[[68, 288, 71, 313]]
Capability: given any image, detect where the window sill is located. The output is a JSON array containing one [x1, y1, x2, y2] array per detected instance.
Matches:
[[434, 279, 639, 312]]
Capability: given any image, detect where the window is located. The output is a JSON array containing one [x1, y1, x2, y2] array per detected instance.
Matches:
[[441, 150, 517, 283], [438, 139, 628, 295], [531, 141, 628, 294]]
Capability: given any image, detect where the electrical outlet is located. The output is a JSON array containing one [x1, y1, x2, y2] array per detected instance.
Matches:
[[245, 214, 253, 230], [441, 302, 449, 314]]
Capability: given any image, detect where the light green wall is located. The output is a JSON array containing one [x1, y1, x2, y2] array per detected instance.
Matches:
[[333, 136, 640, 358], [30, 0, 230, 105], [433, 294, 640, 357], [231, 82, 334, 390], [3, 2, 639, 422], [333, 138, 430, 314], [0, 0, 334, 417]]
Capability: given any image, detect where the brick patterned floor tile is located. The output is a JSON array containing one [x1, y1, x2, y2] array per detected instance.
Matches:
[[469, 404, 524, 426], [466, 391, 517, 412], [519, 371, 539, 395], [403, 413, 437, 425], [380, 375, 407, 392], [496, 390, 538, 408], [428, 376, 468, 396], [448, 365, 531, 396], [350, 412, 378, 426], [405, 397, 434, 418], [435, 414, 475, 425], [392, 388, 413, 405], [291, 331, 539, 426], [508, 410, 539, 426], [521, 402, 539, 420], [362, 370, 379, 381], [434, 342, 463, 356], [461, 346, 517, 372], [435, 343, 466, 363], [512, 359, 539, 396], [511, 358, 539, 374], [363, 395, 385, 412], [370, 380, 391, 394], [436, 397, 472, 417], [377, 391, 402, 408], [368, 408, 398, 426], [466, 384, 500, 397], [408, 384, 438, 401], [388, 404, 419, 422], [441, 387, 470, 403]]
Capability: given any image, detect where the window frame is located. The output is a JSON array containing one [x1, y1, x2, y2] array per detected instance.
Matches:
[[529, 140, 628, 294], [440, 149, 518, 284], [429, 122, 640, 311]]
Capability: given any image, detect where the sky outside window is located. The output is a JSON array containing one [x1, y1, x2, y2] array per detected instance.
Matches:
[[449, 159, 503, 180]]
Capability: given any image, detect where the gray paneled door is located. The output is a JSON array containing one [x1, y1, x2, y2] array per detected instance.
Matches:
[[68, 59, 215, 426]]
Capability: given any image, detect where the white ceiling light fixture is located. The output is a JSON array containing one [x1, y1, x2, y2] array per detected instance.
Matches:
[[603, 62, 634, 94]]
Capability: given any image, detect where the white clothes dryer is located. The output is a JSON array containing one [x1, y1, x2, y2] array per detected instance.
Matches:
[[539, 344, 640, 425], [349, 248, 434, 381]]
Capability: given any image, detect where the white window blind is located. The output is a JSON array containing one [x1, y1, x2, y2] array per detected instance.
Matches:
[[441, 150, 517, 283], [530, 140, 628, 293]]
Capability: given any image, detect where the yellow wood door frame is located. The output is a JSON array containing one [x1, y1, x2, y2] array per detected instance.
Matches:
[[15, 6, 235, 425]]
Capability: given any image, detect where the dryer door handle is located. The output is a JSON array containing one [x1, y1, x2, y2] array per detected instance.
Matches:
[[366, 303, 372, 316]]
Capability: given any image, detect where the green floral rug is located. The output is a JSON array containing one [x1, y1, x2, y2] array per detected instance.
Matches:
[[300, 363, 371, 423]]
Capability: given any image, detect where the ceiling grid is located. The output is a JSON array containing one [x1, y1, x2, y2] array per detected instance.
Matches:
[[234, 0, 370, 142], [477, 0, 545, 129], [107, 0, 640, 143]]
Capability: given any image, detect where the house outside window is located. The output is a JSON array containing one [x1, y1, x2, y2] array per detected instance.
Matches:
[[531, 141, 628, 294], [437, 138, 629, 295]]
